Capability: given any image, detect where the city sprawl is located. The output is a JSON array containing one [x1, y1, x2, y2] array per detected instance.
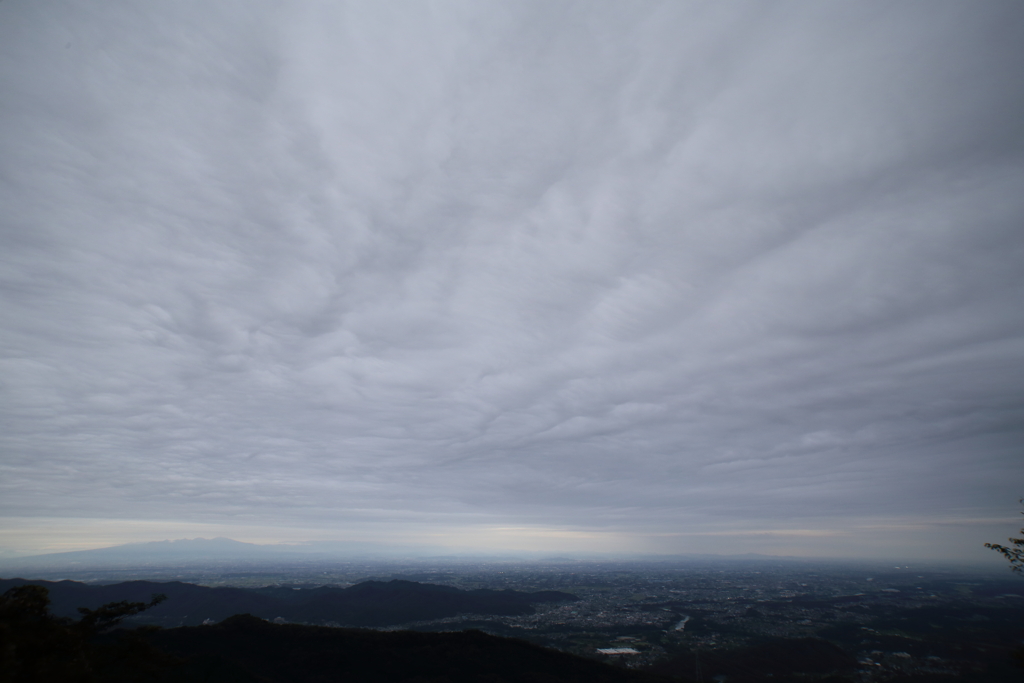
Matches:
[[28, 559, 1023, 681]]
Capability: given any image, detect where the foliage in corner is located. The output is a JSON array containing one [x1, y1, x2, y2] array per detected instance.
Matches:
[[984, 500, 1024, 670], [0, 584, 175, 683], [984, 499, 1024, 574]]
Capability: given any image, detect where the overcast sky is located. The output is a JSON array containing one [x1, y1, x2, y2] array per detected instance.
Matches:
[[1, 1, 1022, 561]]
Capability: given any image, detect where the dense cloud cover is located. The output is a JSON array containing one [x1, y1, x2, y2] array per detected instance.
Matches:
[[1, 1, 1022, 559]]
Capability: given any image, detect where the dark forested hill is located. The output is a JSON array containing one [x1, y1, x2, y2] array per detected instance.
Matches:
[[1, 585, 658, 683], [148, 614, 668, 683], [0, 577, 577, 627]]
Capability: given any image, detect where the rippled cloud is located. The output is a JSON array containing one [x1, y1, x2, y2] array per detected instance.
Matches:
[[1, 0, 1022, 559]]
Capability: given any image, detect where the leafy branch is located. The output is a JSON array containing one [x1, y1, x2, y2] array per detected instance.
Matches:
[[77, 593, 167, 634], [985, 500, 1024, 574]]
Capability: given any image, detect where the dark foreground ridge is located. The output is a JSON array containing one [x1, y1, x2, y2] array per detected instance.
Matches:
[[148, 614, 668, 683], [0, 577, 577, 627], [4, 573, 1023, 683], [0, 582, 664, 683]]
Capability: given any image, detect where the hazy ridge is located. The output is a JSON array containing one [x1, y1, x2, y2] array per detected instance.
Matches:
[[0, 576, 577, 627]]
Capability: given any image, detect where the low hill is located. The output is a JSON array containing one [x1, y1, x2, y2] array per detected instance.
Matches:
[[148, 614, 668, 683], [0, 578, 577, 627]]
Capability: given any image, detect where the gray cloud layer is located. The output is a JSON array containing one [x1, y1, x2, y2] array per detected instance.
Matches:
[[1, 1, 1022, 557]]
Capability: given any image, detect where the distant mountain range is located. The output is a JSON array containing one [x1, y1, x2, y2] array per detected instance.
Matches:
[[0, 577, 578, 627], [0, 537, 464, 567], [0, 536, 872, 573], [0, 536, 829, 569]]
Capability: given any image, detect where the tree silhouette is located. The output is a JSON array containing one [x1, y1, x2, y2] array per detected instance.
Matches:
[[77, 593, 167, 633], [985, 499, 1024, 574], [984, 500, 1024, 670], [0, 584, 174, 682]]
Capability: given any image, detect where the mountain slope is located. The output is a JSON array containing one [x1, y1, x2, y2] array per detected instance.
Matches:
[[148, 614, 668, 683], [0, 537, 299, 567], [0, 537, 466, 568]]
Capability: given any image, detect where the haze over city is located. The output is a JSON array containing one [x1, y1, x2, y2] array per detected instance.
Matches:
[[1, 1, 1022, 563]]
